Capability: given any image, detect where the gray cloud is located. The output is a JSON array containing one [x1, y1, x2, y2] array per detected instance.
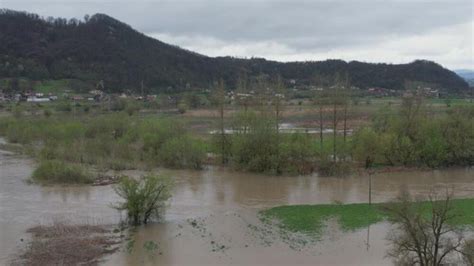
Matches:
[[3, 0, 473, 68]]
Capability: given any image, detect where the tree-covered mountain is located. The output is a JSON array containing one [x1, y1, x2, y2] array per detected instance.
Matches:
[[0, 9, 468, 93]]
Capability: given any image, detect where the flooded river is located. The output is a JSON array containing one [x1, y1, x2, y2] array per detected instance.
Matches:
[[1, 147, 473, 265]]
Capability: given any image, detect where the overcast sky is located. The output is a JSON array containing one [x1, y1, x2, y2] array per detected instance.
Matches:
[[2, 0, 473, 70]]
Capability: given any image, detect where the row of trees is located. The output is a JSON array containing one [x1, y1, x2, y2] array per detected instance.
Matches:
[[212, 75, 356, 175], [213, 76, 473, 175], [353, 96, 474, 168]]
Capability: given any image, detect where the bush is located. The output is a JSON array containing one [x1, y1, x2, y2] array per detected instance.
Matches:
[[113, 175, 172, 225], [317, 160, 352, 177], [31, 160, 92, 184], [352, 127, 379, 168], [159, 136, 206, 169], [43, 109, 52, 117], [230, 116, 278, 173], [177, 102, 187, 114], [109, 98, 127, 112], [278, 134, 317, 174]]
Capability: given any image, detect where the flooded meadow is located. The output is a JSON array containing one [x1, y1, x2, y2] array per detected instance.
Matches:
[[1, 145, 473, 265]]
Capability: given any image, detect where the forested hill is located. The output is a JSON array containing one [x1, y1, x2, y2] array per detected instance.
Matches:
[[0, 9, 468, 93]]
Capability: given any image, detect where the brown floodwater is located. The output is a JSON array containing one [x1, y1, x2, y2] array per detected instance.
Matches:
[[0, 144, 473, 265]]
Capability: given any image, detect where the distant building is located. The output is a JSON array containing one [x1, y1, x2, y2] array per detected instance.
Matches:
[[72, 95, 84, 101], [27, 96, 50, 102], [89, 90, 104, 96]]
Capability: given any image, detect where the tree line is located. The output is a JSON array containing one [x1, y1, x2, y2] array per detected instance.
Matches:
[[213, 77, 473, 175]]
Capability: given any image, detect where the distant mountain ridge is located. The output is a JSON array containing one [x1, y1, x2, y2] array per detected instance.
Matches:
[[0, 9, 469, 93]]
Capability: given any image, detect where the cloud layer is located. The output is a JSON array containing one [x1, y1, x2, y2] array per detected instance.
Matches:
[[4, 0, 473, 69]]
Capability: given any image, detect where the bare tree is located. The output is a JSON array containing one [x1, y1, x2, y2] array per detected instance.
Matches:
[[312, 73, 327, 151], [313, 89, 326, 151], [273, 76, 284, 133], [273, 76, 285, 174], [236, 72, 251, 112], [383, 189, 466, 266], [340, 73, 351, 161], [330, 73, 345, 162], [216, 79, 229, 164]]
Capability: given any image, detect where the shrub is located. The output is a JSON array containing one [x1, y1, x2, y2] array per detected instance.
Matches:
[[352, 127, 379, 168], [125, 101, 140, 116], [43, 109, 52, 117], [317, 160, 352, 177], [31, 160, 92, 184], [159, 136, 206, 169], [109, 98, 127, 112], [230, 116, 278, 173], [278, 134, 316, 174], [113, 175, 172, 225], [177, 102, 187, 114]]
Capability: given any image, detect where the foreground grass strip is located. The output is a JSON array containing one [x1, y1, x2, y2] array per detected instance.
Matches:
[[260, 199, 474, 237]]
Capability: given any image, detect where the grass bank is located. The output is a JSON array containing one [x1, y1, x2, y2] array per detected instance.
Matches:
[[31, 160, 93, 184], [260, 198, 474, 237]]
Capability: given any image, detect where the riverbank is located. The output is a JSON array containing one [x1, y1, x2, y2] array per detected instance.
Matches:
[[260, 198, 474, 238]]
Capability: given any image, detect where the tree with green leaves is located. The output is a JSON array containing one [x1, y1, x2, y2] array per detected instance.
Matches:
[[113, 175, 172, 225]]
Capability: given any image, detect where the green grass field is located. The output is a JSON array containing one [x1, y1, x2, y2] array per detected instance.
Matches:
[[260, 198, 474, 237]]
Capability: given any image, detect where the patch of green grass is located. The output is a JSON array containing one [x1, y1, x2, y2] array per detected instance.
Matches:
[[31, 160, 93, 184], [261, 203, 384, 237], [261, 199, 474, 237]]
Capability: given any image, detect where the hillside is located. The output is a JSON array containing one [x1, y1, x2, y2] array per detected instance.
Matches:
[[0, 9, 468, 93]]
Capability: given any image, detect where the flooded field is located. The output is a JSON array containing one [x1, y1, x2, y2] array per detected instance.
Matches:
[[1, 146, 473, 265]]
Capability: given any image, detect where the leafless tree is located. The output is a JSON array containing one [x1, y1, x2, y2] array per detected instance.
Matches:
[[273, 76, 285, 174], [340, 73, 351, 161], [313, 89, 326, 151], [216, 79, 229, 164], [383, 189, 466, 266]]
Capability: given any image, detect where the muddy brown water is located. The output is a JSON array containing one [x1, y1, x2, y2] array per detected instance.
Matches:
[[1, 145, 473, 265]]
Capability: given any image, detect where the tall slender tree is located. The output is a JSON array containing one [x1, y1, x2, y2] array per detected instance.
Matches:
[[273, 76, 285, 173], [216, 79, 229, 164], [341, 73, 351, 161], [331, 75, 340, 163]]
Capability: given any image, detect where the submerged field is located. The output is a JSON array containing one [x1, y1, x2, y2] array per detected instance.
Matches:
[[1, 147, 473, 265]]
